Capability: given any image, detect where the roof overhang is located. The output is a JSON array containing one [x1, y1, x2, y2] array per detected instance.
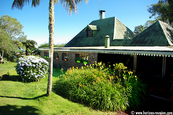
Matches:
[[39, 46, 173, 57]]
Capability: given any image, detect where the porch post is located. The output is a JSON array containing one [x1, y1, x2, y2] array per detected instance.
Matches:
[[133, 55, 137, 71], [162, 57, 166, 78]]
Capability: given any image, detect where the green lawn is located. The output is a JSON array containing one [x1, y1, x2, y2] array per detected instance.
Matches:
[[0, 62, 117, 115]]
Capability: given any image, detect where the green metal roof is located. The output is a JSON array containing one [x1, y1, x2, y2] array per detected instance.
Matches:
[[130, 20, 173, 46], [65, 17, 134, 47], [65, 17, 173, 47]]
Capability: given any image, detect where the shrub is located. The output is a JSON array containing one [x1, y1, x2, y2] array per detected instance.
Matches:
[[54, 62, 146, 111], [16, 56, 48, 82]]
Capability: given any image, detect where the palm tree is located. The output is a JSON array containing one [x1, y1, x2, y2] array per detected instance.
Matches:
[[22, 40, 37, 55], [12, 0, 88, 96]]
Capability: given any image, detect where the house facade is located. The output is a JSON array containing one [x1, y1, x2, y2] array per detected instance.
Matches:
[[39, 11, 173, 78]]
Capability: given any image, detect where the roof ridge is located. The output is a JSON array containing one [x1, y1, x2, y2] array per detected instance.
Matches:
[[158, 20, 173, 46], [132, 20, 159, 39], [113, 17, 116, 40]]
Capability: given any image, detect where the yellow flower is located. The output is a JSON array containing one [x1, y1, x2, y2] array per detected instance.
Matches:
[[81, 66, 83, 69], [110, 76, 114, 79], [97, 77, 100, 81], [116, 76, 118, 79], [128, 71, 133, 75], [79, 82, 82, 87]]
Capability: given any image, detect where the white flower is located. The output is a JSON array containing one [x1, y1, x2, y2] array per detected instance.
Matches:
[[16, 56, 48, 82]]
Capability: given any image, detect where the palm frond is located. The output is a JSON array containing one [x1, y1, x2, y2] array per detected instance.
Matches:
[[59, 0, 88, 14], [12, 0, 41, 9]]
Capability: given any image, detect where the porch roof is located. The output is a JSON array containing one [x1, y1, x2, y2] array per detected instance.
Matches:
[[39, 46, 173, 57]]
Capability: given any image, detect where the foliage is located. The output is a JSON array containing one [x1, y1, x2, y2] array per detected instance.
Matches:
[[38, 43, 66, 48], [147, 0, 173, 25], [0, 15, 26, 61], [16, 56, 48, 82], [22, 40, 37, 55], [135, 0, 173, 35], [0, 29, 13, 59], [134, 25, 145, 35], [134, 20, 156, 36], [54, 62, 146, 111]]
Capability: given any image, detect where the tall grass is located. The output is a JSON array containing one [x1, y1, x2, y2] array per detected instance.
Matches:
[[54, 62, 146, 111]]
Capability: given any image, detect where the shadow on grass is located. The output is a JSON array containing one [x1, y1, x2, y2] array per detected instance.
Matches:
[[53, 68, 65, 77], [0, 105, 41, 115], [0, 67, 65, 82], [0, 94, 47, 100], [0, 74, 22, 82]]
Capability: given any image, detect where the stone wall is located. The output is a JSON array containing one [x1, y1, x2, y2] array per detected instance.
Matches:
[[40, 50, 98, 70]]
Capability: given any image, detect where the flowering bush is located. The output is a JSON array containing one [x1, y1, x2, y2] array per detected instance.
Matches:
[[16, 56, 49, 82], [54, 62, 146, 111]]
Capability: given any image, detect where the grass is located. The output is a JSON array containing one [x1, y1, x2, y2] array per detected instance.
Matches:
[[0, 62, 118, 115], [0, 62, 17, 76]]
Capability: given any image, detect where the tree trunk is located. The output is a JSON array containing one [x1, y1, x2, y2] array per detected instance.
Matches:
[[47, 0, 54, 96], [0, 50, 4, 63], [26, 46, 28, 56]]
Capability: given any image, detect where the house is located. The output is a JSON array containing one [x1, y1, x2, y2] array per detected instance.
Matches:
[[39, 10, 173, 78]]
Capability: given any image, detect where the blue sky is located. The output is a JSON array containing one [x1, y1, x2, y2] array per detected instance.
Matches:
[[0, 0, 158, 46]]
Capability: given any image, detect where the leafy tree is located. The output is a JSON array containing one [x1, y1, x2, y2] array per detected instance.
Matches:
[[14, 34, 27, 50], [134, 25, 145, 35], [0, 15, 23, 40], [0, 15, 26, 62], [134, 20, 156, 36], [12, 0, 88, 96], [0, 29, 12, 62], [147, 0, 173, 26]]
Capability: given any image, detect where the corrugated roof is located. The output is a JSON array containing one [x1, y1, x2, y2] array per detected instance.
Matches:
[[65, 17, 134, 47], [130, 20, 173, 46]]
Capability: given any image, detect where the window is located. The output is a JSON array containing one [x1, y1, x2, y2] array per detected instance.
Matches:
[[76, 54, 82, 63], [76, 54, 88, 64], [86, 28, 93, 37], [44, 52, 49, 58], [62, 53, 68, 61], [54, 53, 59, 59]]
